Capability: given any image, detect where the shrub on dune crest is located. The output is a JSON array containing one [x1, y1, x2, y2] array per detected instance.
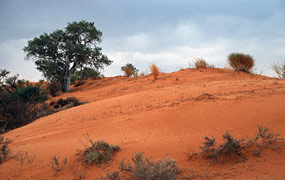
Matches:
[[150, 64, 159, 80], [194, 59, 208, 69], [271, 61, 285, 79], [228, 53, 255, 73]]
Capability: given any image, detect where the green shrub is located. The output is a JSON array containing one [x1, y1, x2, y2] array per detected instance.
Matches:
[[0, 135, 11, 165], [48, 81, 61, 97], [228, 53, 255, 73], [78, 140, 120, 165]]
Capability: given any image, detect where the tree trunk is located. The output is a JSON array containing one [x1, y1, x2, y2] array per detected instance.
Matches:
[[62, 73, 71, 92]]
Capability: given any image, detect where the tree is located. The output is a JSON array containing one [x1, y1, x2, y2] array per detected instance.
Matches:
[[121, 63, 138, 77], [24, 20, 112, 92]]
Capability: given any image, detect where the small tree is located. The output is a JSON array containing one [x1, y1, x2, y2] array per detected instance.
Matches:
[[121, 63, 138, 77], [24, 20, 112, 92]]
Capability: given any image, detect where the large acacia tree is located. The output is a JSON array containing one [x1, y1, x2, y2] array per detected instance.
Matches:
[[24, 20, 112, 92]]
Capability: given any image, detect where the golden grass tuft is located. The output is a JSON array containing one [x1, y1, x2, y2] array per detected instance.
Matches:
[[228, 53, 254, 73], [150, 64, 159, 80], [194, 58, 208, 69], [124, 66, 132, 78]]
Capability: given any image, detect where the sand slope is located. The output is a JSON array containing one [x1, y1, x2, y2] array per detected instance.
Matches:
[[1, 68, 285, 179]]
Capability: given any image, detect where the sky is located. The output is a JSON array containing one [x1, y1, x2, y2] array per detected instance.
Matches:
[[0, 0, 285, 81]]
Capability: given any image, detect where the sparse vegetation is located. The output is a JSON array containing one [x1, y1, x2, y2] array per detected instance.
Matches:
[[48, 155, 67, 174], [52, 97, 85, 110], [150, 64, 159, 81], [121, 63, 138, 78], [228, 53, 255, 73], [271, 61, 285, 79], [77, 139, 120, 165]]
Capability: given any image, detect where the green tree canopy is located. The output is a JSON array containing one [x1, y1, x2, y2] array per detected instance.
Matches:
[[24, 20, 112, 92]]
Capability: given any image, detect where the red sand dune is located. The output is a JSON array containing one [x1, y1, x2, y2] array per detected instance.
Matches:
[[1, 68, 285, 179]]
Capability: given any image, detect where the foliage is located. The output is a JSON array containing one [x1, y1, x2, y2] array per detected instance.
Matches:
[[150, 64, 159, 80], [52, 97, 85, 110], [71, 67, 102, 84], [228, 53, 255, 73], [78, 139, 120, 165], [121, 63, 138, 78], [119, 153, 182, 180], [0, 70, 48, 131], [24, 20, 112, 92], [271, 61, 285, 79]]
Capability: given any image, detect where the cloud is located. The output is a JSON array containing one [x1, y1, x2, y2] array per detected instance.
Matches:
[[0, 39, 42, 81]]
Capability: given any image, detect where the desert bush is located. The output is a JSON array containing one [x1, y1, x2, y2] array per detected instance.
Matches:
[[271, 62, 285, 79], [0, 84, 48, 131], [200, 132, 244, 163], [71, 67, 102, 84], [119, 153, 182, 180], [150, 64, 159, 81], [48, 81, 62, 97], [228, 53, 255, 73], [121, 63, 138, 78], [78, 139, 120, 165], [0, 135, 11, 165]]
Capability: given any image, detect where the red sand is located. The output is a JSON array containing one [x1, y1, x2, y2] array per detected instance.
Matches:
[[1, 68, 285, 179]]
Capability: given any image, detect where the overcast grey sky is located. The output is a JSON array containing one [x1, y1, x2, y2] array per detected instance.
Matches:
[[1, 0, 285, 81]]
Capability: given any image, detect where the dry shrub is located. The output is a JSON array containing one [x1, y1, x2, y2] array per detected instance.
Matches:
[[271, 62, 285, 79], [0, 135, 11, 165], [228, 53, 254, 73], [124, 66, 132, 78], [150, 64, 159, 80]]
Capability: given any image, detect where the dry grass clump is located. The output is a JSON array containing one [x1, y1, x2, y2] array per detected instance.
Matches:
[[194, 59, 209, 69], [150, 64, 160, 80], [48, 155, 67, 174], [228, 53, 255, 73], [77, 139, 120, 166], [271, 62, 285, 79]]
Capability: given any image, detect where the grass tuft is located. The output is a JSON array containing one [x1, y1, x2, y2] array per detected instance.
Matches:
[[228, 53, 255, 73], [150, 64, 160, 81]]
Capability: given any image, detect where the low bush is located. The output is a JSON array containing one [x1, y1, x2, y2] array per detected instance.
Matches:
[[78, 139, 120, 165], [150, 64, 159, 81], [52, 97, 85, 110], [228, 53, 255, 73], [48, 81, 61, 97]]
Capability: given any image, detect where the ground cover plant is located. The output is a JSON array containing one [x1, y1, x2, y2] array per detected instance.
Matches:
[[228, 53, 255, 73]]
